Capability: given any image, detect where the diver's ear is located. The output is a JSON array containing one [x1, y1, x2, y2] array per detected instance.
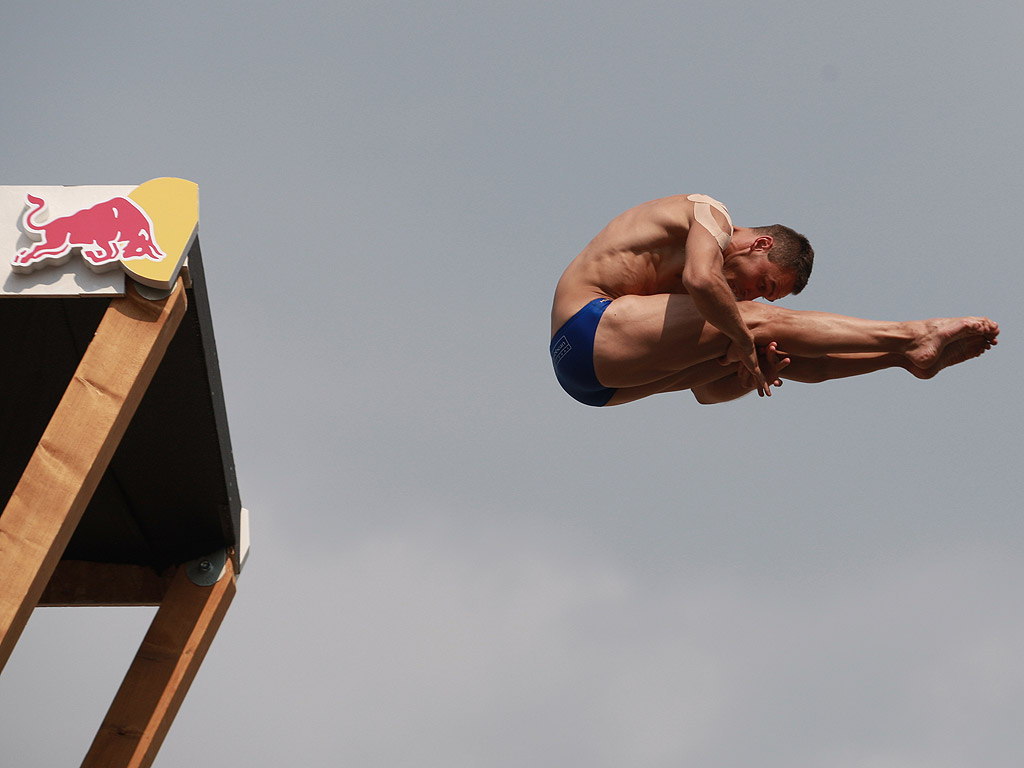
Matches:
[[753, 235, 774, 254]]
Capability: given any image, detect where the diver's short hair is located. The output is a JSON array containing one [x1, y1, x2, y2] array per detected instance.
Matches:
[[756, 225, 814, 294]]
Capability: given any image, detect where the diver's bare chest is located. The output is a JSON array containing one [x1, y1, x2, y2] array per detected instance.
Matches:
[[650, 272, 687, 294]]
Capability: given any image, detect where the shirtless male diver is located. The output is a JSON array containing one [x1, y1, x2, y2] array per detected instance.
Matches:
[[550, 194, 999, 406]]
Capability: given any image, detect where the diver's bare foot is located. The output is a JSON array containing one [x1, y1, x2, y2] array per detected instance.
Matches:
[[905, 317, 998, 369], [907, 333, 993, 379]]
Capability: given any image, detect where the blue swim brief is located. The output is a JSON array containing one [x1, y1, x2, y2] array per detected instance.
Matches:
[[550, 298, 617, 407]]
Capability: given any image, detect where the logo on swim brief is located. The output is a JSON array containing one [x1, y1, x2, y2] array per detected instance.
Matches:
[[551, 336, 572, 366]]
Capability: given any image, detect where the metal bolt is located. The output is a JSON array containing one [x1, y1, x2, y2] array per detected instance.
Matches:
[[186, 548, 227, 586]]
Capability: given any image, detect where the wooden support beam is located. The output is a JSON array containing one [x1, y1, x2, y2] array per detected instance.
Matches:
[[0, 281, 187, 673], [38, 561, 174, 607], [81, 562, 236, 768]]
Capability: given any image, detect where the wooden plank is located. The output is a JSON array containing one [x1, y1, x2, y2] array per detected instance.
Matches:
[[0, 280, 187, 673], [82, 562, 236, 768], [38, 561, 174, 607]]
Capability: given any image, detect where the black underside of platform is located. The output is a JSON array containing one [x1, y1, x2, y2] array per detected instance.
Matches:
[[0, 239, 240, 570]]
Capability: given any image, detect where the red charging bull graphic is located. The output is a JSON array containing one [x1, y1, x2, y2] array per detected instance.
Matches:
[[13, 194, 166, 274]]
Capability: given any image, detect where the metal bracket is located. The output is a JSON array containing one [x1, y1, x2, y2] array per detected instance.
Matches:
[[185, 548, 228, 586], [133, 282, 175, 301]]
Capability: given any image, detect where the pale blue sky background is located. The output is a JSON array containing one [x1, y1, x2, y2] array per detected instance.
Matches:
[[2, 2, 1022, 766]]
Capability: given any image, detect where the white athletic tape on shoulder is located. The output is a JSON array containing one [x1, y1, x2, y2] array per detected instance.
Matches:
[[687, 194, 733, 251]]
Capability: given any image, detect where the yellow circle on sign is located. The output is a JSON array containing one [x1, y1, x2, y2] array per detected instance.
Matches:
[[125, 178, 198, 290]]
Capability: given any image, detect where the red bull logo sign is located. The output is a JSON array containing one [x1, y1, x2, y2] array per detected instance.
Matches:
[[2, 178, 198, 296], [15, 195, 166, 272]]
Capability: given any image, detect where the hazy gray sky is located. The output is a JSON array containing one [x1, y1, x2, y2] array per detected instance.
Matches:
[[3, 2, 1022, 766]]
